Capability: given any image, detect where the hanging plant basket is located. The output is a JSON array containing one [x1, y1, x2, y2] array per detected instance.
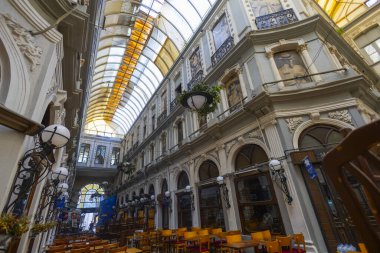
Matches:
[[178, 83, 222, 116]]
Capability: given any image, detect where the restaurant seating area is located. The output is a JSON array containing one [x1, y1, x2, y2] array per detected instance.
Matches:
[[47, 228, 315, 253]]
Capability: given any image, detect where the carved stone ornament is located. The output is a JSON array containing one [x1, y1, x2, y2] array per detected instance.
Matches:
[[247, 129, 263, 140], [4, 14, 42, 71], [328, 110, 353, 125], [286, 117, 304, 133]]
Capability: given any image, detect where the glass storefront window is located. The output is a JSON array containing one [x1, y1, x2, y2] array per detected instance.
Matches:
[[236, 175, 272, 203], [199, 185, 225, 229]]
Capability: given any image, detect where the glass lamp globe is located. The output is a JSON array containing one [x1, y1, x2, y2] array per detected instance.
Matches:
[[269, 159, 281, 170], [63, 192, 69, 198], [58, 182, 69, 193], [185, 185, 191, 192], [165, 191, 170, 197], [151, 195, 155, 200], [51, 167, 68, 181], [41, 124, 70, 148], [216, 176, 224, 185], [187, 94, 207, 110]]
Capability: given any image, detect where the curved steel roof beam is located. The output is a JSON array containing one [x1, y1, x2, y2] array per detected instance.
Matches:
[[86, 106, 135, 126], [164, 0, 194, 33], [86, 114, 130, 133], [98, 24, 180, 60], [185, 0, 203, 19], [88, 94, 142, 118], [93, 61, 161, 88], [94, 54, 163, 86], [90, 74, 153, 102]]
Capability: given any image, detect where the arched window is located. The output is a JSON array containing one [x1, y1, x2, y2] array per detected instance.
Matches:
[[199, 160, 219, 181], [235, 144, 268, 171], [299, 125, 343, 149], [161, 179, 168, 194], [177, 171, 190, 189], [77, 184, 104, 208], [149, 184, 155, 196]]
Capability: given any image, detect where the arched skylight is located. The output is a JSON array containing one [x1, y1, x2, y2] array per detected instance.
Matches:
[[77, 184, 105, 209], [85, 0, 218, 135]]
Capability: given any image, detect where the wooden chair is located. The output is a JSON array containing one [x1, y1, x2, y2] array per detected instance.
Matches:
[[277, 236, 292, 253], [211, 228, 222, 236], [226, 230, 241, 235], [292, 233, 306, 253], [198, 230, 209, 236], [266, 240, 280, 253], [46, 245, 67, 253], [262, 230, 272, 241], [191, 227, 201, 231], [71, 247, 91, 253], [72, 242, 88, 249], [53, 239, 66, 245], [177, 227, 187, 232], [223, 234, 242, 253], [358, 243, 368, 253], [251, 232, 264, 244], [196, 235, 210, 253], [184, 231, 198, 251], [103, 242, 119, 250], [161, 229, 173, 253]]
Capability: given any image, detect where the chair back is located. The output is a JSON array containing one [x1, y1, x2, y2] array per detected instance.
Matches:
[[227, 230, 241, 235], [46, 245, 66, 253], [72, 242, 88, 249], [103, 242, 119, 249], [71, 247, 91, 253], [262, 230, 272, 241], [358, 243, 368, 253], [191, 227, 201, 231], [277, 236, 292, 250], [177, 227, 187, 232], [293, 233, 306, 252], [198, 229, 209, 236], [251, 232, 264, 243], [161, 229, 173, 236], [198, 236, 210, 252], [211, 228, 222, 235], [184, 231, 197, 239], [53, 239, 66, 245], [226, 234, 242, 244], [266, 240, 280, 253]]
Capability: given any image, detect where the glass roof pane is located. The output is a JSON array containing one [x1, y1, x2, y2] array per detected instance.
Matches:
[[86, 0, 218, 135]]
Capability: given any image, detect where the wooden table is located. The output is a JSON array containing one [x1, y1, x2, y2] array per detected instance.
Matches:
[[127, 247, 143, 253], [223, 240, 259, 253]]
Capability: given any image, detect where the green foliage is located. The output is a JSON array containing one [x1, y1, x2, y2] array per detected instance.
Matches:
[[0, 214, 29, 237], [177, 82, 222, 116]]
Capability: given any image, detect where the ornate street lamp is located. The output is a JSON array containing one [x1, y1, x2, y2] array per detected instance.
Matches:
[[269, 159, 293, 205], [185, 185, 195, 211], [180, 91, 213, 110], [216, 176, 231, 208]]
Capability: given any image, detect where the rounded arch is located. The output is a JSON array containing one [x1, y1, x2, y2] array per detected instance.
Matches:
[[298, 124, 345, 149], [0, 20, 30, 114], [234, 144, 269, 171], [293, 119, 354, 149], [161, 178, 169, 194], [197, 159, 220, 182], [77, 183, 104, 209], [226, 138, 270, 173], [148, 184, 155, 196], [177, 170, 190, 190]]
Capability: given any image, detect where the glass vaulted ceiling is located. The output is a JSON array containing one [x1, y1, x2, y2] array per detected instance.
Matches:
[[85, 0, 218, 137]]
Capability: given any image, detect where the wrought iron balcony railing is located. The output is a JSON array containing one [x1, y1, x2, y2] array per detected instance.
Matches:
[[211, 36, 234, 66], [255, 8, 298, 30], [170, 99, 179, 112], [187, 70, 204, 90], [157, 110, 167, 125]]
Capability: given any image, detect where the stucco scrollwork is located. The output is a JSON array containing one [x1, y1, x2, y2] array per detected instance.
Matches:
[[328, 110, 353, 125], [247, 128, 263, 140], [4, 15, 42, 71], [286, 117, 304, 133]]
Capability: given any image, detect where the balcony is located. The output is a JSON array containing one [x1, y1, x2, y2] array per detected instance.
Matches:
[[170, 99, 179, 112], [187, 70, 204, 90], [157, 110, 167, 125], [255, 8, 298, 30], [211, 36, 234, 66]]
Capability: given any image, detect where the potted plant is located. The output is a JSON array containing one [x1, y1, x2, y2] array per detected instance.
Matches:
[[30, 221, 56, 236], [0, 213, 29, 252], [178, 82, 222, 116]]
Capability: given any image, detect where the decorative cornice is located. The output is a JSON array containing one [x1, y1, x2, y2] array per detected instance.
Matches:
[[285, 117, 304, 133], [4, 14, 42, 71], [328, 109, 353, 125]]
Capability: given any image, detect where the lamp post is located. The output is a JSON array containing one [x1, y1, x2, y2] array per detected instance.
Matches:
[[185, 185, 195, 211], [269, 159, 293, 205], [4, 124, 70, 214], [216, 176, 231, 208]]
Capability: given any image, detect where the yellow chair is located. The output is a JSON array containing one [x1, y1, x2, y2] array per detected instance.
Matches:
[[262, 230, 272, 241], [211, 228, 222, 236], [251, 232, 264, 244], [266, 240, 280, 253], [226, 230, 241, 235], [109, 246, 128, 253], [359, 243, 368, 253], [292, 233, 306, 253], [198, 230, 209, 236], [192, 227, 201, 231], [177, 227, 187, 232], [277, 236, 292, 252], [226, 234, 242, 244]]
